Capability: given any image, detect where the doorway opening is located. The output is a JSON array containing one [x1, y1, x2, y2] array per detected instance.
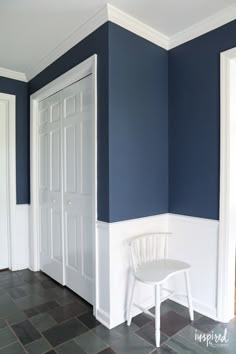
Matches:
[[218, 48, 236, 322], [0, 92, 16, 271]]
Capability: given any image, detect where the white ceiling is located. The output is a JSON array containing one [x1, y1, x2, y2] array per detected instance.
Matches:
[[0, 0, 236, 78]]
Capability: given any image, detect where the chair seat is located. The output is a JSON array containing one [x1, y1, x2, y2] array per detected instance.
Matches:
[[135, 259, 191, 284]]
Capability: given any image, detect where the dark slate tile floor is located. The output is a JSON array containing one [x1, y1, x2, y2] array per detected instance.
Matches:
[[0, 269, 235, 353]]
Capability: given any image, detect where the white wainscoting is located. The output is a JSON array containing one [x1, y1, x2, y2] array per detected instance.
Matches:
[[168, 214, 219, 320], [96, 214, 168, 328], [96, 213, 219, 329], [12, 204, 29, 271]]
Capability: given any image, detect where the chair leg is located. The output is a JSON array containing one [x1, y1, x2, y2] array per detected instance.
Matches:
[[127, 275, 136, 326], [185, 270, 194, 321], [155, 284, 161, 347]]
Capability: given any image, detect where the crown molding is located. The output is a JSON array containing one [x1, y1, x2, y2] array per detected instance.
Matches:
[[0, 67, 27, 82], [26, 6, 108, 81], [107, 4, 170, 50], [169, 4, 236, 49], [5, 3, 236, 81]]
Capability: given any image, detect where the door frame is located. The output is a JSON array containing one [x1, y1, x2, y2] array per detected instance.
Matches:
[[0, 92, 16, 271], [218, 47, 236, 322], [30, 55, 98, 309]]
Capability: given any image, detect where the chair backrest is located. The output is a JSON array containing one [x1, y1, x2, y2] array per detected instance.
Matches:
[[129, 233, 171, 272]]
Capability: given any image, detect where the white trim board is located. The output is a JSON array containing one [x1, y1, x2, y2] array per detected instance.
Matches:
[[1, 3, 236, 81], [169, 3, 236, 49], [30, 53, 98, 311], [0, 93, 18, 271], [0, 67, 27, 82], [218, 48, 236, 323]]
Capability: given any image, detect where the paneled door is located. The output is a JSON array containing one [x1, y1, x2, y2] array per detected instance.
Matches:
[[38, 75, 95, 304], [0, 98, 9, 269], [63, 76, 94, 304], [38, 91, 64, 284]]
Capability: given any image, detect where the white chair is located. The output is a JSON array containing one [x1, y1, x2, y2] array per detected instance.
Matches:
[[127, 233, 194, 347]]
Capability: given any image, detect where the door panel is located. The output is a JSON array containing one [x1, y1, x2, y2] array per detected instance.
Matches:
[[39, 91, 64, 284], [50, 128, 60, 192], [38, 75, 94, 304], [0, 100, 9, 269], [64, 124, 77, 193], [63, 76, 94, 304]]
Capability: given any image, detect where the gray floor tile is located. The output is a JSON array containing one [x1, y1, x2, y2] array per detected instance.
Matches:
[[132, 313, 152, 328], [194, 324, 236, 354], [0, 320, 7, 330], [192, 315, 220, 333], [0, 342, 25, 354], [77, 312, 100, 329], [24, 337, 52, 354], [6, 311, 27, 326], [0, 294, 19, 317], [75, 331, 108, 353], [111, 332, 154, 354], [92, 325, 123, 346], [43, 318, 88, 347], [114, 322, 139, 336], [151, 345, 178, 353], [178, 324, 205, 342], [0, 327, 17, 348], [97, 348, 117, 354], [48, 301, 89, 323], [40, 279, 58, 290], [167, 334, 209, 354], [7, 288, 27, 300], [30, 313, 57, 332], [24, 301, 59, 318], [135, 323, 168, 347], [159, 310, 191, 337], [14, 295, 47, 310], [11, 320, 41, 345], [163, 300, 202, 321], [56, 340, 85, 354]]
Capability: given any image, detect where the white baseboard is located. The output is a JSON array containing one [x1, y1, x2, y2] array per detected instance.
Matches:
[[96, 308, 112, 329], [96, 213, 219, 329], [11, 204, 29, 270], [171, 295, 217, 320]]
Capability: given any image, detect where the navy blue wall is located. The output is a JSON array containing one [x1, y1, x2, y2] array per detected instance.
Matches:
[[29, 22, 169, 222], [29, 23, 110, 222], [0, 77, 29, 204], [169, 20, 236, 220], [108, 23, 168, 221]]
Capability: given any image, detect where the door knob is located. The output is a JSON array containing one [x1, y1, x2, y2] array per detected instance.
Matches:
[[52, 199, 56, 203], [68, 201, 72, 205]]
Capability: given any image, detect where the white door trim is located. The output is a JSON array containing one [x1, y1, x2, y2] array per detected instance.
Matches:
[[218, 47, 236, 322], [0, 92, 16, 270], [30, 55, 98, 308]]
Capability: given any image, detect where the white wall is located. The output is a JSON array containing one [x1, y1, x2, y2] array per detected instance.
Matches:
[[96, 213, 219, 329], [11, 205, 29, 270], [168, 214, 218, 320]]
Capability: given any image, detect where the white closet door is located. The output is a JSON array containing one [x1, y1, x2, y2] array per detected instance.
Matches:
[[63, 76, 94, 304], [0, 99, 9, 269], [38, 91, 64, 284]]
